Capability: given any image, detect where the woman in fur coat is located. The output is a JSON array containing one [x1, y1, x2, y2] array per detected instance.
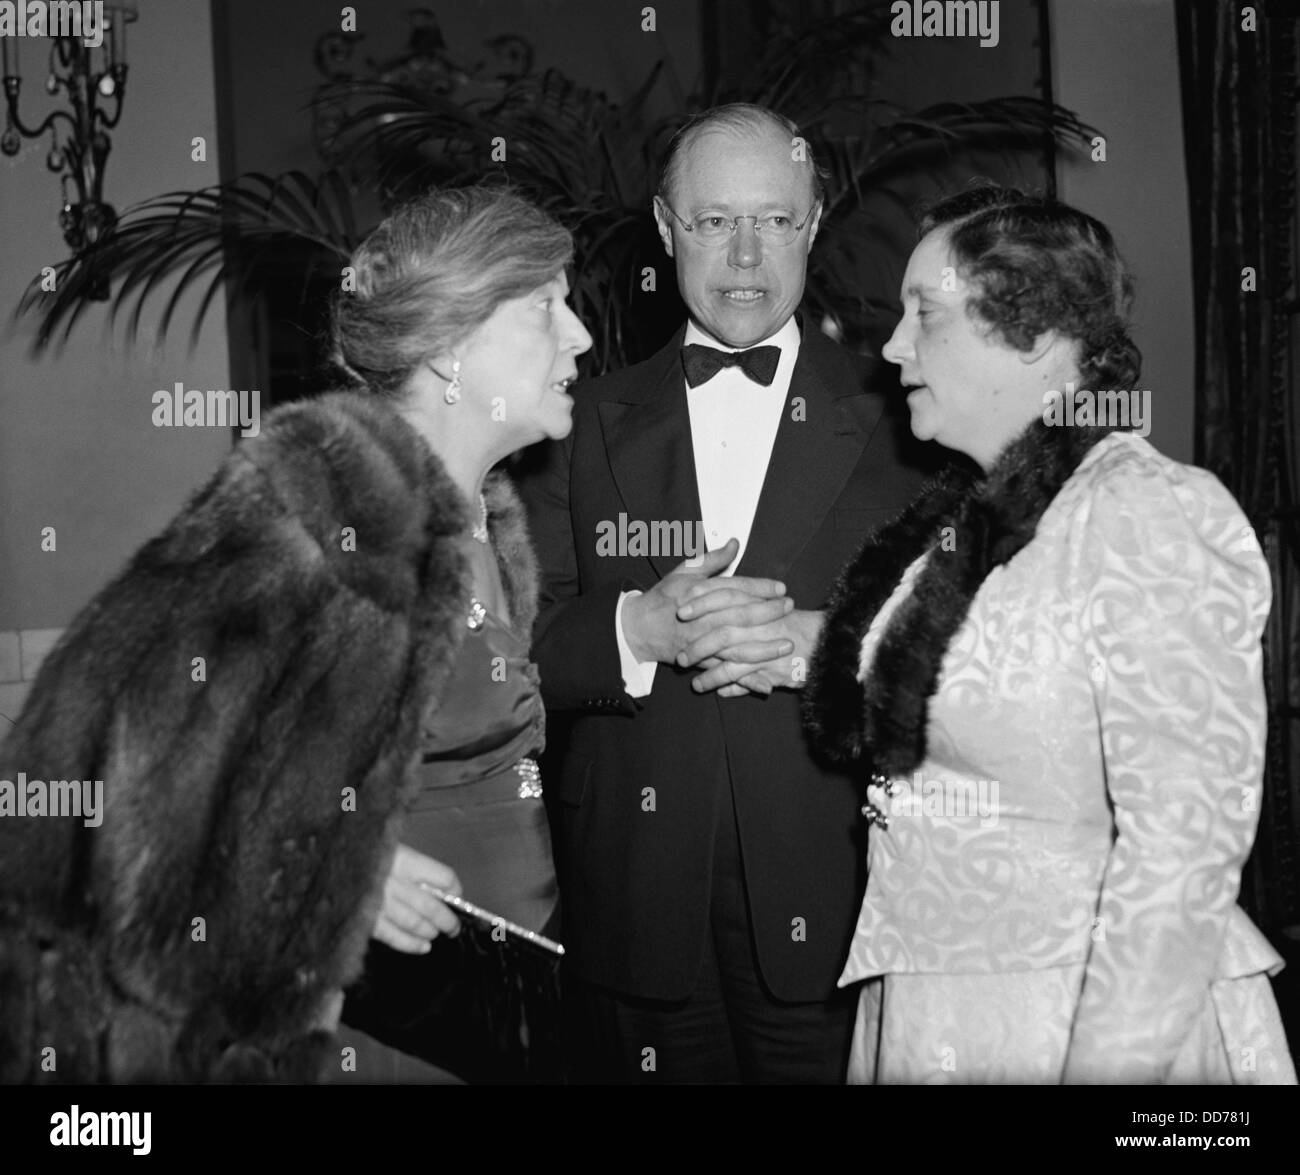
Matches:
[[804, 185, 1295, 1084], [0, 186, 591, 1083]]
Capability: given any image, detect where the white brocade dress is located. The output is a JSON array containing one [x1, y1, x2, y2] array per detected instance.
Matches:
[[842, 433, 1296, 1085]]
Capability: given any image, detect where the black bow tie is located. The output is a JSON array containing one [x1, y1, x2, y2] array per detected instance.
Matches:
[[681, 343, 781, 388]]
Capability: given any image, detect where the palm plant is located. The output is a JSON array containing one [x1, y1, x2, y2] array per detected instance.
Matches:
[[19, 5, 1094, 385], [19, 169, 361, 351]]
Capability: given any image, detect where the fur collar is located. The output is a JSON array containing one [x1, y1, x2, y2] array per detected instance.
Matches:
[[483, 468, 539, 638], [255, 391, 536, 636], [804, 419, 1114, 775]]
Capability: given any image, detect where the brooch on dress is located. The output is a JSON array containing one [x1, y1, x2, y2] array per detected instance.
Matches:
[[515, 757, 543, 799], [862, 770, 902, 829]]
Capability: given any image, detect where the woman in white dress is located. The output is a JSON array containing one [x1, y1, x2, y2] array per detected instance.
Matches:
[[804, 184, 1296, 1084]]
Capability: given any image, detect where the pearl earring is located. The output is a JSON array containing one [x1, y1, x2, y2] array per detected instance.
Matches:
[[444, 360, 462, 405]]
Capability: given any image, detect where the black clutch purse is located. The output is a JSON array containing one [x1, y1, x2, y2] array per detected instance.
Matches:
[[340, 898, 564, 1084]]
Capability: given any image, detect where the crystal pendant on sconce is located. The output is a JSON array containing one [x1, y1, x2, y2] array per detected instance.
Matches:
[[57, 200, 116, 299], [89, 202, 117, 239], [2, 4, 137, 280], [77, 201, 117, 248]]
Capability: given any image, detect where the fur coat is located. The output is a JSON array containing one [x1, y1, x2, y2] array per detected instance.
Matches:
[[0, 391, 538, 1084]]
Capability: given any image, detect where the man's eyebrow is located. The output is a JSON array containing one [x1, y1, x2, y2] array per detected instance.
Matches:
[[685, 200, 799, 212]]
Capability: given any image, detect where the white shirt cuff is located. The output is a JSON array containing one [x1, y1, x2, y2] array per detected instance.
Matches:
[[615, 590, 658, 698]]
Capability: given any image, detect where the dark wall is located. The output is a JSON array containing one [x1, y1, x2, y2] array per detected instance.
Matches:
[[215, 0, 704, 178]]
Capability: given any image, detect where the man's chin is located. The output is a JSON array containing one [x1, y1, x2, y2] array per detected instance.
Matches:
[[695, 308, 782, 349]]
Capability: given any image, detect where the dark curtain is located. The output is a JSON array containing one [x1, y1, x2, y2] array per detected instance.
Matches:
[[1177, 1, 1300, 960]]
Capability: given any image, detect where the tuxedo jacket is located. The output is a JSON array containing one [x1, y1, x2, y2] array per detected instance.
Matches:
[[518, 319, 933, 1001]]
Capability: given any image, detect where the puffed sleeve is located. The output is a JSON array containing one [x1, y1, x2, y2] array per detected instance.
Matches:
[[1061, 444, 1271, 1084]]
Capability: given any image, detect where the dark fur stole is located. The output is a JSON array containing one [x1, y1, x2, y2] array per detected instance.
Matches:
[[804, 419, 1114, 776], [0, 391, 538, 1084]]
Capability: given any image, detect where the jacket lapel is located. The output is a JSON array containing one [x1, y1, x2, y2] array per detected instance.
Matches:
[[598, 329, 705, 580], [736, 328, 883, 580]]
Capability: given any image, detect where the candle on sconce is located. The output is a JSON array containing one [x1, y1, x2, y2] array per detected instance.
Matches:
[[1, 36, 11, 80], [2, 29, 18, 79], [116, 6, 135, 72]]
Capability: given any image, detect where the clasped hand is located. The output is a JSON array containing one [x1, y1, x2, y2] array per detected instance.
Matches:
[[621, 538, 823, 697]]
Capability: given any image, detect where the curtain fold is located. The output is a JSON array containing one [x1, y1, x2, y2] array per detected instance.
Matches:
[[1177, 0, 1300, 938]]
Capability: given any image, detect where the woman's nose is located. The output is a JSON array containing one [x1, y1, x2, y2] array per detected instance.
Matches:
[[564, 303, 593, 355], [881, 323, 909, 365]]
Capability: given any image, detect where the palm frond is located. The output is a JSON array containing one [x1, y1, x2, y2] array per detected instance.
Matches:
[[18, 170, 360, 350], [16, 12, 1100, 376], [814, 97, 1096, 223]]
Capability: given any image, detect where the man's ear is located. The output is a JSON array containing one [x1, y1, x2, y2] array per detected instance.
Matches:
[[805, 198, 824, 251], [652, 196, 675, 258]]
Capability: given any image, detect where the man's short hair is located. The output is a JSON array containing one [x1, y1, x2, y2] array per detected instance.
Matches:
[[656, 102, 827, 209]]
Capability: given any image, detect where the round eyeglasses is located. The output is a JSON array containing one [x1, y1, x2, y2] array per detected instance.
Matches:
[[661, 201, 819, 247]]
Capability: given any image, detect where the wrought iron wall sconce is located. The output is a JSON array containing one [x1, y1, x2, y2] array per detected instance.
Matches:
[[2, 4, 137, 297]]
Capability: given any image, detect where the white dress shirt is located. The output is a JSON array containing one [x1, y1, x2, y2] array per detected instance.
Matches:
[[616, 317, 801, 696]]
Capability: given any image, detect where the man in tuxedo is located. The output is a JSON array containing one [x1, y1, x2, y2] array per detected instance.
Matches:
[[519, 103, 930, 1082]]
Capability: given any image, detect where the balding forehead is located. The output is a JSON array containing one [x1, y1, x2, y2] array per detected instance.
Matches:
[[668, 124, 817, 203]]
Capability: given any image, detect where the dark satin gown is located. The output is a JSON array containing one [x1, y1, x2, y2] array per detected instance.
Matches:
[[335, 594, 557, 1083], [409, 599, 555, 931]]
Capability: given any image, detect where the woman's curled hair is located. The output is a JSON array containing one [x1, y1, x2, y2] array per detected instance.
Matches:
[[919, 184, 1141, 391]]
